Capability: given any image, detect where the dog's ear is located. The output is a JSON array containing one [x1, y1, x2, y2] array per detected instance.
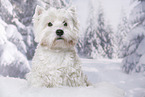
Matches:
[[33, 5, 45, 43], [68, 6, 76, 15], [68, 6, 79, 32], [34, 5, 45, 17]]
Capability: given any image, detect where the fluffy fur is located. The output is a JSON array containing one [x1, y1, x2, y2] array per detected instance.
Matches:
[[26, 5, 89, 87]]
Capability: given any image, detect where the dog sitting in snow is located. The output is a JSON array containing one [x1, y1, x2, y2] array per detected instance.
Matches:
[[26, 5, 89, 87]]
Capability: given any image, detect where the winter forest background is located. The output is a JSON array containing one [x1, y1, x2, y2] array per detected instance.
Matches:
[[0, 0, 145, 82]]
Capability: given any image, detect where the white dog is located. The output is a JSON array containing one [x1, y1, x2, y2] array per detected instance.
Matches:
[[26, 5, 89, 87]]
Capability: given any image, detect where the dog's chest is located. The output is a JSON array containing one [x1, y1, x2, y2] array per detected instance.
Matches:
[[32, 48, 77, 70]]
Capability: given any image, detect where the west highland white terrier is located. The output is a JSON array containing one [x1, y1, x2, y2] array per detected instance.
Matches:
[[26, 5, 89, 87]]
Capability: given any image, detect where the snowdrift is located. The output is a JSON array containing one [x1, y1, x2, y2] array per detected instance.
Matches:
[[0, 77, 124, 97]]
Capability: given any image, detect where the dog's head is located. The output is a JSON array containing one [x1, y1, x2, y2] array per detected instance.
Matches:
[[33, 5, 79, 50]]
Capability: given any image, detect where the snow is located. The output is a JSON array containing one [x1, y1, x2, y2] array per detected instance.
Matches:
[[0, 20, 30, 78], [121, 0, 145, 73], [128, 25, 145, 41], [136, 37, 145, 55], [0, 0, 145, 96], [1, 41, 17, 66], [11, 18, 25, 29], [138, 54, 145, 67], [1, 0, 13, 15], [83, 2, 114, 59], [0, 76, 124, 97], [82, 59, 145, 97], [0, 22, 7, 45], [0, 59, 144, 97], [6, 24, 27, 53]]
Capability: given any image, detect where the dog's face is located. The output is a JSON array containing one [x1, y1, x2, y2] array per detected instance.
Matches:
[[33, 6, 79, 50]]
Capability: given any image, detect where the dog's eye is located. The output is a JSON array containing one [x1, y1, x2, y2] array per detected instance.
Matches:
[[64, 23, 67, 26], [48, 22, 53, 27], [63, 21, 67, 26]]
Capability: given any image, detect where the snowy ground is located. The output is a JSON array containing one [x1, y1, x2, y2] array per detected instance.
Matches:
[[0, 59, 145, 97], [82, 58, 145, 97]]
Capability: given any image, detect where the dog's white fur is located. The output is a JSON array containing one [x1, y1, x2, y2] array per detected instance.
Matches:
[[26, 5, 89, 87]]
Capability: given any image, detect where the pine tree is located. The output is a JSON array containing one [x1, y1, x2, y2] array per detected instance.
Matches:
[[122, 0, 145, 73], [0, 0, 38, 78], [83, 2, 114, 59], [105, 23, 115, 58], [0, 19, 30, 78], [95, 4, 114, 59], [0, 0, 37, 60], [38, 0, 70, 9], [6, 25, 27, 54], [83, 1, 98, 58], [76, 37, 84, 57], [116, 8, 130, 58]]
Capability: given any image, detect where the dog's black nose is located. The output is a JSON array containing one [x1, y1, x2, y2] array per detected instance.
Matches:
[[56, 29, 64, 36]]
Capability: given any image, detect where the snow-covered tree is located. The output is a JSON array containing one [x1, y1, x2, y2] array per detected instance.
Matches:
[[0, 19, 30, 78], [105, 24, 115, 58], [0, 0, 38, 78], [0, 0, 37, 60], [6, 25, 27, 54], [76, 37, 84, 57], [83, 2, 114, 59], [83, 1, 98, 58], [116, 8, 130, 58], [122, 0, 145, 73], [38, 0, 70, 9], [95, 4, 114, 59]]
